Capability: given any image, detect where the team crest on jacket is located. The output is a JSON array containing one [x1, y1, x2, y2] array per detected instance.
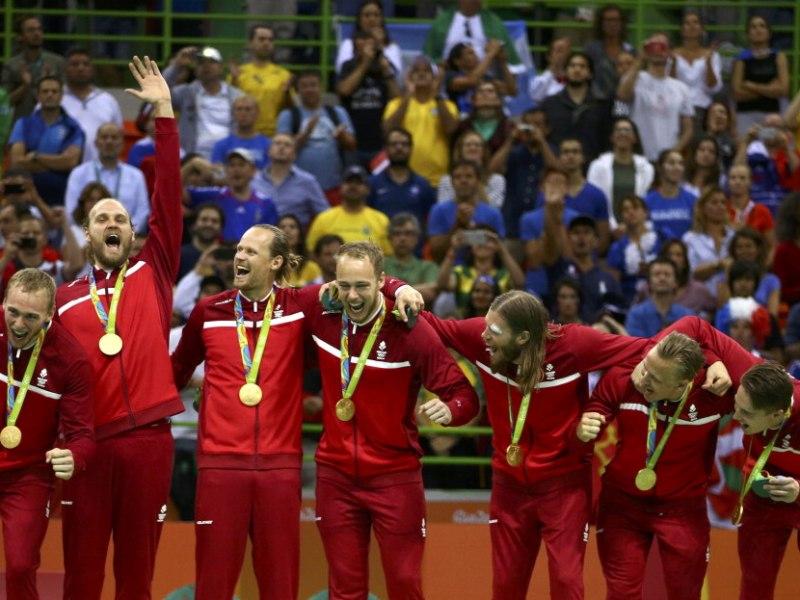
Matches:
[[782, 434, 792, 449], [273, 304, 283, 318], [688, 404, 698, 421], [37, 368, 48, 388], [545, 363, 555, 381], [376, 340, 388, 360]]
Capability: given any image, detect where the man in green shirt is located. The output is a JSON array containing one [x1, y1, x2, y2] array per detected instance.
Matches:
[[383, 213, 439, 305]]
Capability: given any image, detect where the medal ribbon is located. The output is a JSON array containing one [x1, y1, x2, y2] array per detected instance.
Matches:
[[88, 261, 128, 335], [5, 326, 48, 427], [234, 292, 275, 384], [340, 299, 386, 400], [735, 427, 783, 519], [505, 380, 531, 448], [643, 382, 693, 471]]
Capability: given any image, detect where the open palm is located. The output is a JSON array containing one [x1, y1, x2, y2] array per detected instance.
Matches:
[[125, 55, 171, 104]]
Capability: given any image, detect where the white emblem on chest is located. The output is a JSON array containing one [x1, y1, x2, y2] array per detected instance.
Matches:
[[376, 340, 388, 360]]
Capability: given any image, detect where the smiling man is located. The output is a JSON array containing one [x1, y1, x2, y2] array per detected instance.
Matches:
[[577, 330, 733, 600], [731, 362, 800, 600], [0, 268, 93, 600], [53, 56, 185, 600], [307, 241, 478, 599], [171, 229, 423, 599]]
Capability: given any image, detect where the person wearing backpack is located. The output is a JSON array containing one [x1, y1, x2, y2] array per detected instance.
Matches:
[[276, 71, 356, 203]]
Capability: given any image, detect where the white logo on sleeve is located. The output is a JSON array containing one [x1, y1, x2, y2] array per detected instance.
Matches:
[[582, 522, 589, 543], [37, 368, 48, 388], [420, 517, 427, 538], [376, 340, 388, 360], [196, 520, 214, 525], [157, 504, 167, 523]]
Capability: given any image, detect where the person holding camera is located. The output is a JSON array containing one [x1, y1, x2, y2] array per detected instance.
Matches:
[[427, 159, 505, 262], [0, 211, 83, 295], [336, 29, 399, 166]]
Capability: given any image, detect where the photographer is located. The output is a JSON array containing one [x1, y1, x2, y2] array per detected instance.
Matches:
[[336, 29, 399, 166], [1, 171, 57, 231], [0, 211, 83, 294]]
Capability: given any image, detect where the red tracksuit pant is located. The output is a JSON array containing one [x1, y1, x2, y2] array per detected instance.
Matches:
[[0, 468, 52, 600], [194, 467, 301, 600], [489, 469, 591, 600], [315, 465, 426, 600], [61, 421, 174, 600], [738, 493, 800, 600], [596, 487, 710, 600]]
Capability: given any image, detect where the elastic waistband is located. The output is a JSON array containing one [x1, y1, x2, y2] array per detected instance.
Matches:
[[317, 464, 422, 489], [494, 467, 590, 496], [601, 485, 707, 515]]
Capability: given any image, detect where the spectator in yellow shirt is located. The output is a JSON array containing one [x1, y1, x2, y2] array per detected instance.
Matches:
[[230, 25, 292, 136], [382, 56, 459, 186], [306, 165, 392, 255]]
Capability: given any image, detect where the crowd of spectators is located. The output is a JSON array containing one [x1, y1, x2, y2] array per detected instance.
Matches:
[[4, 2, 800, 500]]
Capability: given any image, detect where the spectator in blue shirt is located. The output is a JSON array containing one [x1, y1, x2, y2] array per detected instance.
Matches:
[[8, 76, 84, 206], [645, 149, 697, 239], [187, 148, 278, 243], [251, 133, 329, 229], [211, 95, 271, 169], [534, 137, 611, 251], [520, 167, 578, 299], [368, 127, 435, 227], [276, 71, 356, 195], [427, 159, 505, 262], [625, 257, 694, 337]]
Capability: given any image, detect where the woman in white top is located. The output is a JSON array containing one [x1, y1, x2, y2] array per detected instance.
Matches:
[[586, 117, 654, 231], [671, 11, 722, 126], [335, 1, 402, 77], [437, 129, 505, 208], [682, 186, 736, 298]]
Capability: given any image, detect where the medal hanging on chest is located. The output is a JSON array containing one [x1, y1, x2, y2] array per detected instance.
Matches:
[[1, 328, 48, 449], [88, 262, 128, 356], [336, 301, 386, 422], [234, 292, 276, 407]]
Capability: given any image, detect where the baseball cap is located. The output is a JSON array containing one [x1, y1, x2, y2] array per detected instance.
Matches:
[[226, 148, 256, 165], [198, 47, 223, 62], [643, 35, 670, 58], [568, 215, 597, 231], [342, 165, 369, 183]]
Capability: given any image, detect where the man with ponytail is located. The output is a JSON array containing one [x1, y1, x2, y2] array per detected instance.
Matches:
[[171, 226, 422, 599], [421, 292, 731, 600]]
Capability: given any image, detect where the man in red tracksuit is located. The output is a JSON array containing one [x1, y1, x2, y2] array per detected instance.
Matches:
[[171, 226, 420, 599], [577, 324, 737, 600], [0, 269, 94, 600], [421, 293, 730, 600], [731, 363, 800, 599], [308, 241, 478, 600], [54, 57, 185, 599]]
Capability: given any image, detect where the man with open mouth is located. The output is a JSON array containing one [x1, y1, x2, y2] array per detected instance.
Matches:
[[306, 241, 478, 599], [0, 268, 93, 599], [54, 56, 185, 599], [171, 228, 423, 598]]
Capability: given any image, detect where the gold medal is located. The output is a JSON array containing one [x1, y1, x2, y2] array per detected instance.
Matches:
[[336, 398, 355, 421], [0, 425, 21, 449], [238, 383, 262, 406], [732, 504, 743, 526], [635, 467, 657, 491], [506, 444, 523, 467], [98, 333, 123, 356]]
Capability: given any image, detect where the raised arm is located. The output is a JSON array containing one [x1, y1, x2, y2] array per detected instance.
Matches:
[[125, 56, 182, 297]]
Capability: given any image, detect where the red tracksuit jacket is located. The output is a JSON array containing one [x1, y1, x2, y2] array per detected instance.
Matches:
[[0, 312, 94, 474], [310, 298, 479, 480], [421, 314, 652, 486], [747, 382, 800, 487], [55, 118, 183, 440], [170, 280, 409, 469]]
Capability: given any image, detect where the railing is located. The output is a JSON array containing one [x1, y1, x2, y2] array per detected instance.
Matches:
[[3, 0, 798, 90]]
